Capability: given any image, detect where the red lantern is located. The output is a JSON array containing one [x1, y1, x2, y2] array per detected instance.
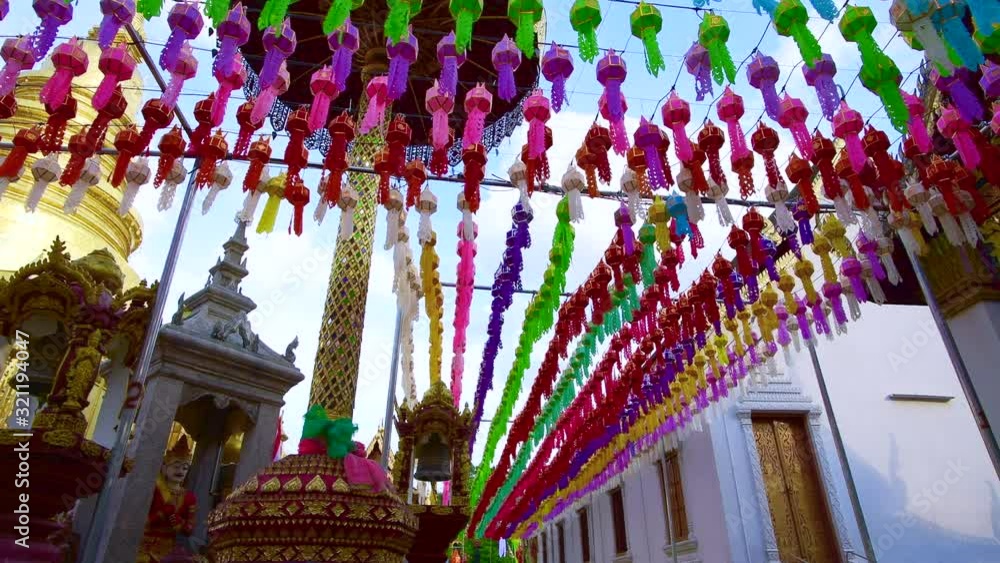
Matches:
[[750, 123, 780, 187], [196, 129, 228, 189], [373, 147, 394, 206], [41, 94, 76, 154], [811, 133, 848, 217], [951, 161, 990, 224], [386, 115, 412, 175], [0, 93, 16, 120], [785, 154, 819, 215], [585, 124, 612, 185], [243, 136, 271, 193], [59, 126, 92, 186], [711, 253, 736, 318], [686, 148, 710, 195], [111, 124, 142, 187], [742, 207, 766, 268], [323, 111, 355, 204], [284, 107, 310, 186], [697, 121, 726, 187], [861, 125, 901, 194], [86, 85, 127, 149], [431, 127, 453, 176], [233, 100, 263, 158], [834, 149, 870, 212], [463, 143, 486, 213], [284, 173, 310, 236], [404, 159, 426, 209], [0, 126, 42, 180], [576, 144, 599, 197], [138, 98, 174, 152], [188, 94, 216, 152], [656, 128, 675, 188], [626, 146, 651, 197], [155, 126, 186, 189]]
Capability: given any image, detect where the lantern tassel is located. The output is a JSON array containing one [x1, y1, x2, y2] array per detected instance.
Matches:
[[515, 12, 536, 58], [257, 192, 281, 233], [641, 30, 665, 76], [359, 90, 388, 135], [706, 43, 736, 85], [322, 0, 352, 34], [790, 23, 822, 67]]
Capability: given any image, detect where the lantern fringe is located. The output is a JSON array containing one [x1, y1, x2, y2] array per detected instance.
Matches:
[[257, 192, 282, 233], [322, 0, 352, 34], [451, 223, 477, 407], [641, 31, 665, 76], [421, 240, 444, 383]]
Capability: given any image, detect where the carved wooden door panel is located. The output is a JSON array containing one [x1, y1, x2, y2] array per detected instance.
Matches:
[[753, 415, 840, 563]]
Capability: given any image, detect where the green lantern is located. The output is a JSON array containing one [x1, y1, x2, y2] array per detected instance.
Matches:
[[631, 2, 665, 76], [204, 0, 230, 27], [773, 0, 822, 67], [859, 58, 910, 134], [839, 6, 888, 71], [450, 0, 483, 53], [698, 14, 736, 84], [385, 0, 422, 43], [508, 0, 543, 58], [258, 0, 296, 30], [570, 0, 602, 63], [323, 0, 364, 34]]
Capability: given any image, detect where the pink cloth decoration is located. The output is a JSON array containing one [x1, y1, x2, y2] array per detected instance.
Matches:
[[94, 43, 136, 111], [1, 37, 37, 98], [328, 19, 359, 94], [777, 94, 813, 160], [39, 38, 87, 109], [451, 221, 478, 408], [462, 83, 492, 148], [31, 0, 73, 60], [99, 0, 135, 50], [212, 53, 247, 125], [833, 101, 866, 173], [162, 44, 198, 111], [344, 442, 391, 493], [215, 3, 250, 76], [386, 30, 418, 102], [359, 76, 390, 134], [308, 65, 339, 132], [160, 2, 203, 71], [426, 80, 454, 150], [937, 105, 980, 170], [662, 91, 693, 162], [492, 34, 521, 102], [250, 60, 288, 124], [903, 91, 932, 153], [524, 90, 550, 158]]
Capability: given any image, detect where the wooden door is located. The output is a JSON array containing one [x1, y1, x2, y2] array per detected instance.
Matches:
[[753, 415, 840, 563]]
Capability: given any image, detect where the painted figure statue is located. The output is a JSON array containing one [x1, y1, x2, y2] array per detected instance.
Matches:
[[138, 436, 197, 563]]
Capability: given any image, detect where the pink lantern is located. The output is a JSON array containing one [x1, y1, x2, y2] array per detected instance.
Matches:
[[541, 42, 573, 113], [159, 2, 203, 71], [463, 83, 492, 148], [685, 42, 712, 101], [212, 52, 247, 125], [250, 60, 288, 124], [387, 29, 418, 101], [39, 38, 87, 109], [359, 75, 390, 134], [308, 66, 339, 132], [902, 90, 931, 153], [426, 81, 454, 150], [162, 43, 197, 110], [492, 34, 521, 102], [597, 49, 627, 131], [31, 0, 73, 60], [437, 32, 466, 98], [524, 90, 550, 159], [634, 117, 668, 190], [328, 19, 359, 95], [662, 91, 693, 162], [802, 54, 839, 122], [93, 43, 135, 111], [777, 94, 813, 160], [259, 19, 296, 90], [215, 3, 250, 76], [99, 0, 135, 49], [936, 105, 980, 170], [747, 52, 780, 122], [600, 90, 628, 155], [0, 37, 36, 98], [832, 101, 866, 173], [717, 86, 749, 160], [933, 68, 984, 123]]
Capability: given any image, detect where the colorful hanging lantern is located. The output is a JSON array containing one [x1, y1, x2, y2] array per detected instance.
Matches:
[[698, 14, 736, 85], [627, 146, 651, 197], [937, 104, 979, 169], [634, 117, 669, 190], [160, 2, 203, 71], [386, 114, 412, 177], [697, 121, 726, 188], [597, 49, 627, 135], [254, 172, 284, 233], [492, 35, 522, 102], [621, 168, 641, 222], [663, 95, 694, 168], [677, 163, 705, 224], [59, 126, 94, 187], [0, 127, 40, 197], [542, 42, 573, 113], [387, 29, 418, 101], [432, 128, 454, 176], [786, 153, 819, 216], [777, 94, 814, 160], [933, 67, 984, 123], [405, 159, 427, 209], [600, 90, 629, 156], [158, 159, 188, 212], [576, 144, 599, 197], [890, 0, 955, 72], [980, 60, 1000, 97], [40, 94, 76, 155], [31, 0, 73, 60], [196, 129, 229, 190], [39, 38, 87, 109], [812, 133, 854, 223], [0, 36, 36, 98], [201, 161, 233, 214], [747, 52, 781, 122], [323, 0, 363, 34], [233, 101, 263, 158], [257, 0, 294, 29], [383, 188, 405, 249], [858, 54, 909, 133], [840, 6, 891, 67], [685, 42, 713, 101], [836, 147, 878, 232], [0, 0, 6, 21], [631, 2, 665, 76], [932, 0, 985, 69], [524, 90, 551, 159], [99, 0, 136, 49], [751, 123, 782, 188], [110, 124, 141, 188], [244, 135, 271, 194], [308, 66, 339, 132], [463, 143, 486, 218], [373, 147, 395, 206], [802, 54, 839, 122], [155, 126, 187, 189], [570, 0, 601, 63], [508, 0, 543, 58], [162, 44, 197, 111], [213, 3, 250, 77], [25, 153, 61, 213], [718, 86, 753, 197], [137, 98, 174, 153], [386, 0, 421, 44], [417, 184, 437, 242], [463, 83, 493, 148], [259, 18, 297, 92], [284, 172, 310, 236], [284, 107, 311, 190], [328, 19, 360, 96], [359, 75, 390, 134], [587, 124, 613, 185], [426, 81, 455, 152], [87, 86, 127, 149], [707, 171, 734, 226], [185, 96, 213, 147], [63, 156, 101, 215], [773, 0, 822, 67], [0, 93, 14, 120], [510, 159, 533, 212], [436, 32, 466, 98], [334, 180, 358, 240], [832, 101, 867, 174], [212, 52, 247, 125], [562, 163, 586, 222]]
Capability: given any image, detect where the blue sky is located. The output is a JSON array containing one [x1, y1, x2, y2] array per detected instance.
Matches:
[[6, 0, 923, 463]]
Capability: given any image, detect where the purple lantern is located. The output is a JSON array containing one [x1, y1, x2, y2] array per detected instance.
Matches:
[[685, 42, 712, 101], [934, 67, 985, 123], [600, 90, 628, 155], [308, 66, 339, 132], [215, 3, 250, 76], [0, 36, 36, 98], [386, 28, 418, 102], [979, 60, 1000, 99], [31, 0, 73, 60], [492, 34, 521, 102], [541, 42, 573, 113], [747, 52, 780, 122], [99, 0, 135, 50], [328, 19, 359, 94], [259, 18, 297, 90], [802, 54, 839, 122], [162, 43, 198, 110], [633, 117, 669, 189], [437, 31, 466, 98], [0, 0, 8, 22], [597, 49, 627, 127], [159, 2, 203, 71], [250, 60, 288, 124]]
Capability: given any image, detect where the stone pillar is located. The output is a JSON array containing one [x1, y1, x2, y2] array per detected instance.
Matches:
[[188, 408, 227, 548], [97, 375, 184, 563], [89, 361, 129, 447], [232, 403, 280, 487]]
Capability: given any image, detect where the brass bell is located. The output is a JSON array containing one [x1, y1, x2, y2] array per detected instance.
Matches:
[[414, 432, 452, 482]]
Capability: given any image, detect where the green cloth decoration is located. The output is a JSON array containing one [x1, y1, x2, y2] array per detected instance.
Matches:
[[571, 0, 602, 63], [386, 0, 423, 43], [773, 0, 822, 67], [639, 223, 657, 286], [451, 0, 483, 53], [323, 0, 364, 34], [137, 0, 164, 19], [631, 2, 665, 76], [258, 0, 295, 31], [301, 405, 358, 460], [508, 0, 543, 59], [204, 0, 230, 27], [698, 14, 736, 84]]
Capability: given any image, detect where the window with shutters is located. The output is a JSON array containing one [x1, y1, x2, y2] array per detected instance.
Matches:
[[610, 486, 628, 555], [657, 451, 690, 543], [578, 507, 592, 563]]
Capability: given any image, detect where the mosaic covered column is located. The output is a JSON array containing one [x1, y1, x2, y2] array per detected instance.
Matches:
[[310, 62, 387, 419]]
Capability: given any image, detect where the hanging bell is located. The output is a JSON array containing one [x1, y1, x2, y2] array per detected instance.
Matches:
[[413, 432, 452, 482]]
